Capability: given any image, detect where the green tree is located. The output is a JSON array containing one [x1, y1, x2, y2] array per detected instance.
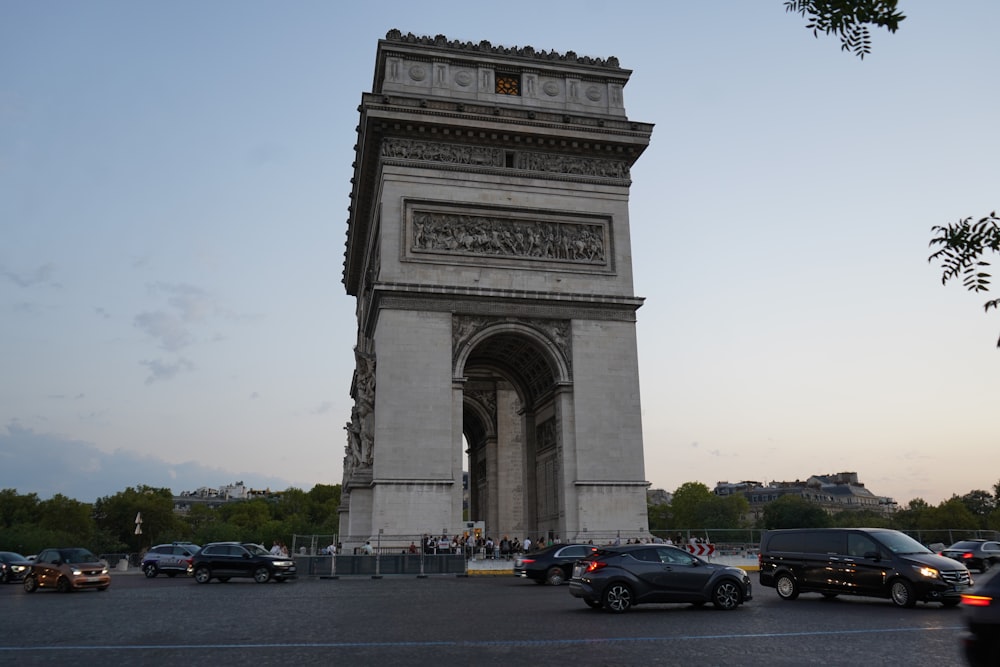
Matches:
[[93, 485, 184, 550], [829, 508, 892, 528], [958, 490, 997, 526], [646, 499, 672, 533], [0, 489, 39, 529], [784, 0, 905, 59], [670, 482, 715, 527], [921, 497, 979, 533], [37, 494, 94, 544], [760, 494, 831, 529], [929, 212, 1000, 346]]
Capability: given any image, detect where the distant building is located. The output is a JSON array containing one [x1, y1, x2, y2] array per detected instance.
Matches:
[[647, 488, 673, 506], [714, 472, 896, 522], [172, 481, 273, 513]]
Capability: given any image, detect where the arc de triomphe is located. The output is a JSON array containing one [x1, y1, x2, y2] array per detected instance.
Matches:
[[340, 30, 653, 548]]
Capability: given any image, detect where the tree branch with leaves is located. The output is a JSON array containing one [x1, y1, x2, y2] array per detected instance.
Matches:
[[784, 0, 905, 59], [929, 212, 1000, 346]]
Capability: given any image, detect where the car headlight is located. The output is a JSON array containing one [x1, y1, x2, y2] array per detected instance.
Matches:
[[914, 565, 939, 579], [273, 561, 293, 567], [72, 568, 82, 576]]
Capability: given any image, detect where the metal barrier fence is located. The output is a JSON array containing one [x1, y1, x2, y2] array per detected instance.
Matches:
[[294, 553, 467, 577]]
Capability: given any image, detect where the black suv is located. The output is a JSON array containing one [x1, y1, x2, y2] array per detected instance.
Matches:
[[192, 542, 296, 584], [759, 528, 972, 608], [141, 542, 200, 578]]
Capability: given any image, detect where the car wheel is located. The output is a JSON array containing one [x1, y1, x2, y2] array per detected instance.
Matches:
[[143, 564, 157, 578], [193, 567, 211, 584], [23, 575, 38, 593], [775, 573, 799, 600], [712, 580, 742, 610], [584, 599, 602, 610], [253, 567, 271, 584], [56, 577, 71, 593], [546, 567, 565, 586], [602, 582, 633, 613], [890, 578, 917, 608], [981, 559, 991, 573], [0, 570, 8, 584]]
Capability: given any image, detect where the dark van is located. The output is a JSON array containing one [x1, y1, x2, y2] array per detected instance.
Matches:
[[759, 528, 972, 608]]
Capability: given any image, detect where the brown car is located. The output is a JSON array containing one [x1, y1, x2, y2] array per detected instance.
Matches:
[[23, 547, 111, 593]]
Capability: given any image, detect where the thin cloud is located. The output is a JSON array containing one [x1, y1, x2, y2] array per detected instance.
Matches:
[[0, 262, 59, 288], [140, 357, 195, 384], [310, 401, 333, 415], [134, 310, 194, 351]]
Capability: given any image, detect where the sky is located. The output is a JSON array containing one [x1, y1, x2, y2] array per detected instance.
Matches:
[[1, 1, 998, 507]]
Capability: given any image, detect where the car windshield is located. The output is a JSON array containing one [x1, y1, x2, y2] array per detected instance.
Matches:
[[876, 532, 932, 555], [0, 552, 26, 562], [243, 543, 270, 556], [58, 548, 98, 563]]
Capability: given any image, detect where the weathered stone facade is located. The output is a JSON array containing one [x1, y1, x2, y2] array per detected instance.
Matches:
[[340, 30, 653, 547]]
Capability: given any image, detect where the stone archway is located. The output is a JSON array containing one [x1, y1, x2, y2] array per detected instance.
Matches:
[[456, 320, 569, 541]]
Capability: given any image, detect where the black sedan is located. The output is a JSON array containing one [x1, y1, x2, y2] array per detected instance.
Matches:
[[513, 544, 598, 585], [569, 544, 752, 613], [0, 551, 32, 583], [962, 571, 1000, 666], [192, 542, 296, 584], [941, 540, 1000, 573]]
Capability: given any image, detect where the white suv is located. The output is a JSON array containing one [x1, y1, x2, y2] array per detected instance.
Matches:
[[141, 543, 201, 578]]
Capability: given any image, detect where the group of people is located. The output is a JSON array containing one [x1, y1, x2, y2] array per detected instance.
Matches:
[[268, 541, 290, 557], [407, 533, 567, 559]]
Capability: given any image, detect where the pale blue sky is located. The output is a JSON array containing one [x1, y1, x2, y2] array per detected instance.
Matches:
[[1, 1, 997, 505]]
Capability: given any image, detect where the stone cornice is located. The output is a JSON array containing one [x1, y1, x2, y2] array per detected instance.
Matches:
[[362, 281, 643, 338], [383, 29, 625, 71]]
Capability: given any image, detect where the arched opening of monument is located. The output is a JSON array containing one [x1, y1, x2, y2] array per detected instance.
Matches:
[[460, 329, 564, 542]]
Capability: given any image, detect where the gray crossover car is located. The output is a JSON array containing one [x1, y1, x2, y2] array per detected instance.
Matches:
[[569, 544, 752, 612]]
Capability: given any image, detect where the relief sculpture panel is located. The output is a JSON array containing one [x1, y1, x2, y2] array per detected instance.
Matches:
[[410, 208, 607, 266]]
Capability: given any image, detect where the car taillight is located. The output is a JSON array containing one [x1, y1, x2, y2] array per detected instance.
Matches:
[[962, 553, 974, 560], [585, 561, 608, 573], [962, 594, 993, 607], [520, 558, 535, 565]]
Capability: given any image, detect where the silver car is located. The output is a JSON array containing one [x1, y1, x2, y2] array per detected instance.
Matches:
[[141, 542, 201, 578]]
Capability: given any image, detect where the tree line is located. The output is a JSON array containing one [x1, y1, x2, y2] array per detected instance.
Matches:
[[0, 484, 341, 556], [648, 480, 1000, 532], [3, 477, 999, 556]]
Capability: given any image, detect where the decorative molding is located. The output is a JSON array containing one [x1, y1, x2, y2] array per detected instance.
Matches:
[[381, 137, 630, 181], [381, 137, 504, 167], [384, 29, 622, 69], [513, 151, 629, 180], [374, 290, 641, 323]]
